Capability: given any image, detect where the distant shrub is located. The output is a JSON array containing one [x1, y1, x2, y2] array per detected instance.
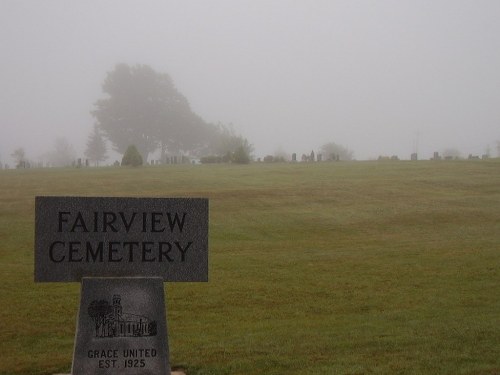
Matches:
[[377, 155, 399, 161], [233, 146, 250, 164], [121, 145, 143, 166], [200, 155, 222, 164], [200, 147, 251, 164]]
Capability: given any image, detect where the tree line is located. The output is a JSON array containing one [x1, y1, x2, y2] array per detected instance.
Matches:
[[5, 63, 358, 169]]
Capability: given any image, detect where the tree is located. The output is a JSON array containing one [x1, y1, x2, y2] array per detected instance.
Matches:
[[233, 145, 250, 164], [121, 144, 143, 166], [11, 147, 26, 168], [442, 148, 461, 159], [213, 123, 253, 161], [92, 64, 216, 162], [273, 147, 289, 162], [48, 138, 76, 167], [320, 142, 354, 161], [85, 125, 107, 166]]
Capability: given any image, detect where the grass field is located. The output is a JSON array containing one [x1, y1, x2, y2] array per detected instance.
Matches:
[[0, 160, 499, 375]]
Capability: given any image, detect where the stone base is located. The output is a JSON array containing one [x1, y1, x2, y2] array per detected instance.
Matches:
[[72, 278, 170, 375]]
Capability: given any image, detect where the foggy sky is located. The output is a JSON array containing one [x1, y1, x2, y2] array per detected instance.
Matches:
[[1, 0, 500, 164]]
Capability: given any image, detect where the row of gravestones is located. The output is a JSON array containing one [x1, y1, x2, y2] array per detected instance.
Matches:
[[149, 156, 193, 165], [35, 196, 209, 375], [431, 152, 490, 161], [0, 159, 91, 169], [290, 152, 340, 162], [111, 156, 192, 167], [4, 156, 190, 169], [257, 152, 338, 163]]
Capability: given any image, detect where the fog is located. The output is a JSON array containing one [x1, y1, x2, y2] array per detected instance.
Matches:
[[1, 0, 500, 165]]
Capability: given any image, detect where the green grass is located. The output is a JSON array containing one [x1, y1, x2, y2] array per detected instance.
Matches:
[[1, 160, 499, 374]]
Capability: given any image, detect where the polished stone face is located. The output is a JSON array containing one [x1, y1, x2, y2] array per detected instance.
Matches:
[[72, 277, 170, 375], [35, 196, 208, 282]]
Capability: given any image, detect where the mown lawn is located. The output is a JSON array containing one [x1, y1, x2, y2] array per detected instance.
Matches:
[[0, 160, 499, 374]]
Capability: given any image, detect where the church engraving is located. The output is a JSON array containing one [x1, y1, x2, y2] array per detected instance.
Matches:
[[88, 295, 157, 339]]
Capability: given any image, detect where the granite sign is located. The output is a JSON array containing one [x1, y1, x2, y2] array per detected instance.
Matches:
[[35, 196, 208, 281], [35, 196, 209, 375]]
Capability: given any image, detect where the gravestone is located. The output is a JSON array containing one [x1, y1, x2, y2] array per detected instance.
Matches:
[[35, 196, 209, 374]]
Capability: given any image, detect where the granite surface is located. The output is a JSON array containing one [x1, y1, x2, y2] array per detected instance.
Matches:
[[35, 196, 208, 282], [72, 277, 170, 375]]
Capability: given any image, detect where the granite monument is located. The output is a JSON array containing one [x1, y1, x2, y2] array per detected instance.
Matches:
[[35, 196, 209, 374]]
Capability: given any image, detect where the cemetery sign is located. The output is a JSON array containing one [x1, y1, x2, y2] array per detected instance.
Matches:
[[35, 196, 209, 374], [35, 196, 208, 282]]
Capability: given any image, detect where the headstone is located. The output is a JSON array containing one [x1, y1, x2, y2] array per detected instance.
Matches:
[[35, 196, 209, 374], [411, 153, 418, 161], [291, 153, 296, 162], [317, 154, 322, 162]]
